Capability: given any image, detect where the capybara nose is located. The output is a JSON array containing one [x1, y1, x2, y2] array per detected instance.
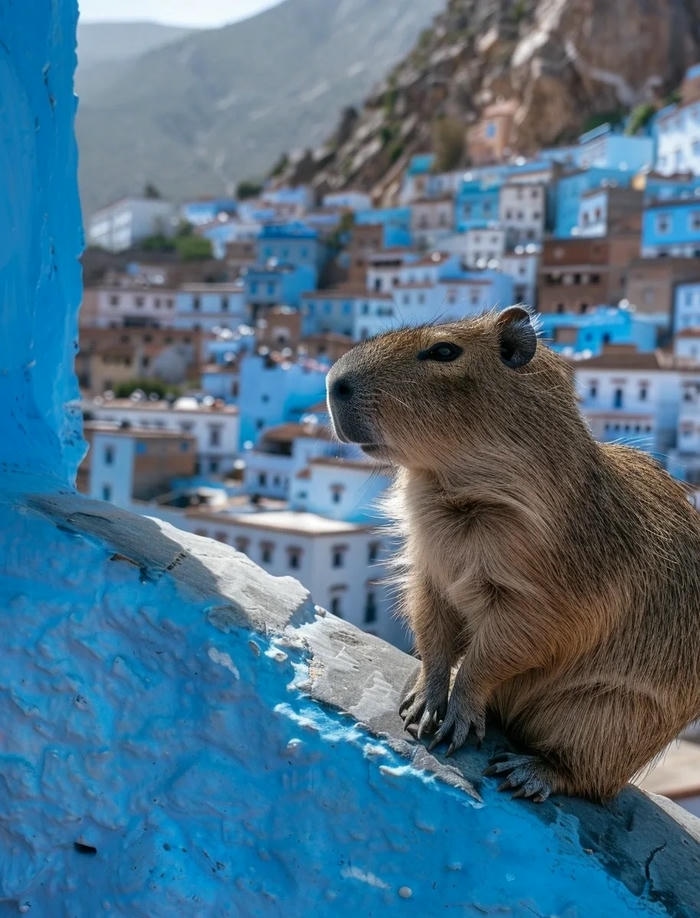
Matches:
[[329, 374, 355, 403]]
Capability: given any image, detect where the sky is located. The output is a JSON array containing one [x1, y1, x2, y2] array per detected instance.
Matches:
[[78, 0, 284, 28]]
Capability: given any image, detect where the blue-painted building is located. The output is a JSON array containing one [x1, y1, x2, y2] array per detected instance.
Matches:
[[243, 263, 317, 317], [237, 353, 329, 448], [541, 123, 654, 173], [642, 198, 700, 258], [455, 180, 501, 232], [538, 306, 658, 357], [256, 222, 322, 275], [181, 198, 237, 227], [643, 174, 700, 204], [354, 207, 412, 248], [553, 168, 634, 237]]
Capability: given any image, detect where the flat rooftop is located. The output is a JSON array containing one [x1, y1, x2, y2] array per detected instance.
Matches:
[[187, 508, 371, 535]]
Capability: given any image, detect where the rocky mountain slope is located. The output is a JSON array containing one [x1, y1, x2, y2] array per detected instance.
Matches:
[[284, 0, 700, 204], [75, 0, 443, 216]]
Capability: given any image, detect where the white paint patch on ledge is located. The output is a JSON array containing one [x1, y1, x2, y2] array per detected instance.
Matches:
[[207, 646, 240, 678], [341, 866, 390, 889]]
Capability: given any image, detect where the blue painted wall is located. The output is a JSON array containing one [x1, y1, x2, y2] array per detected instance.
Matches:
[[539, 307, 658, 356], [0, 0, 85, 486], [554, 168, 633, 238]]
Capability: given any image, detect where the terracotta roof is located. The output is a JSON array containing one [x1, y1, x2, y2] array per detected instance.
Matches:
[[570, 349, 666, 371], [571, 348, 700, 372], [262, 422, 332, 442], [308, 456, 391, 471]]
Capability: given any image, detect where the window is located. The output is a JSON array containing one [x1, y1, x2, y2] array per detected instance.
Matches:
[[234, 536, 250, 553], [287, 547, 302, 570], [104, 445, 114, 465], [639, 385, 648, 402], [589, 384, 597, 399], [221, 296, 229, 311], [109, 294, 119, 307], [613, 388, 624, 409], [364, 592, 377, 624], [331, 545, 347, 568], [102, 484, 112, 502], [261, 542, 274, 564], [193, 296, 201, 311], [258, 472, 267, 487], [656, 214, 671, 234], [691, 212, 700, 231], [330, 484, 344, 505], [209, 424, 222, 447], [209, 459, 219, 473], [330, 596, 342, 617], [368, 542, 380, 564], [216, 531, 229, 544]]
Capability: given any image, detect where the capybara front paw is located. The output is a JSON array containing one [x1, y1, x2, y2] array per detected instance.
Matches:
[[427, 694, 485, 756], [484, 753, 555, 802]]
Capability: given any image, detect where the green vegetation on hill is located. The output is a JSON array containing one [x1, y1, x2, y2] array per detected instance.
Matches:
[[76, 0, 444, 216]]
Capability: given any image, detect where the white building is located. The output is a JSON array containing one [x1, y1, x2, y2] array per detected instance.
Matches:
[[86, 396, 240, 476], [674, 282, 700, 333], [498, 181, 546, 248], [410, 197, 455, 249], [573, 348, 681, 457], [173, 282, 247, 333], [87, 198, 178, 253], [82, 423, 196, 507], [667, 374, 700, 487], [183, 506, 408, 648], [366, 252, 460, 294], [242, 419, 344, 501], [91, 285, 178, 328], [500, 250, 539, 307], [674, 329, 700, 362], [322, 191, 373, 211], [655, 92, 700, 176], [462, 227, 507, 268]]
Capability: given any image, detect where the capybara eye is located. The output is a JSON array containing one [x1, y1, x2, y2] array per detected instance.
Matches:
[[417, 342, 463, 362]]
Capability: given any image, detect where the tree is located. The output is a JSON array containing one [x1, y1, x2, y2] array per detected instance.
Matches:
[[433, 117, 466, 173], [236, 179, 263, 200], [143, 182, 162, 199], [175, 234, 213, 261]]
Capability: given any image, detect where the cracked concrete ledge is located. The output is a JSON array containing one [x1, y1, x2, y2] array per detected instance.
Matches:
[[8, 488, 700, 915]]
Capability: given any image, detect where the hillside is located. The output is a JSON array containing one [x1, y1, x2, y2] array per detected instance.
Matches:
[[284, 0, 700, 203], [75, 0, 444, 215], [75, 21, 196, 100]]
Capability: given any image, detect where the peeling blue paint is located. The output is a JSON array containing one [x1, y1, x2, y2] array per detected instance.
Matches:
[[0, 0, 85, 487]]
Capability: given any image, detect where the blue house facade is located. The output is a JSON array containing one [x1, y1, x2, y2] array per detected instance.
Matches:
[[243, 263, 317, 317], [553, 168, 634, 237], [354, 207, 412, 248], [256, 222, 322, 275], [538, 306, 658, 356], [181, 198, 237, 226], [641, 200, 700, 257], [455, 180, 501, 232], [237, 354, 329, 449]]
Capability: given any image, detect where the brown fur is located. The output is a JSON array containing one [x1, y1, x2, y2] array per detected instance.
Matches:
[[326, 308, 700, 801]]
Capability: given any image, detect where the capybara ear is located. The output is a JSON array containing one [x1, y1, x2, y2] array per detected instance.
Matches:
[[496, 306, 537, 369]]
